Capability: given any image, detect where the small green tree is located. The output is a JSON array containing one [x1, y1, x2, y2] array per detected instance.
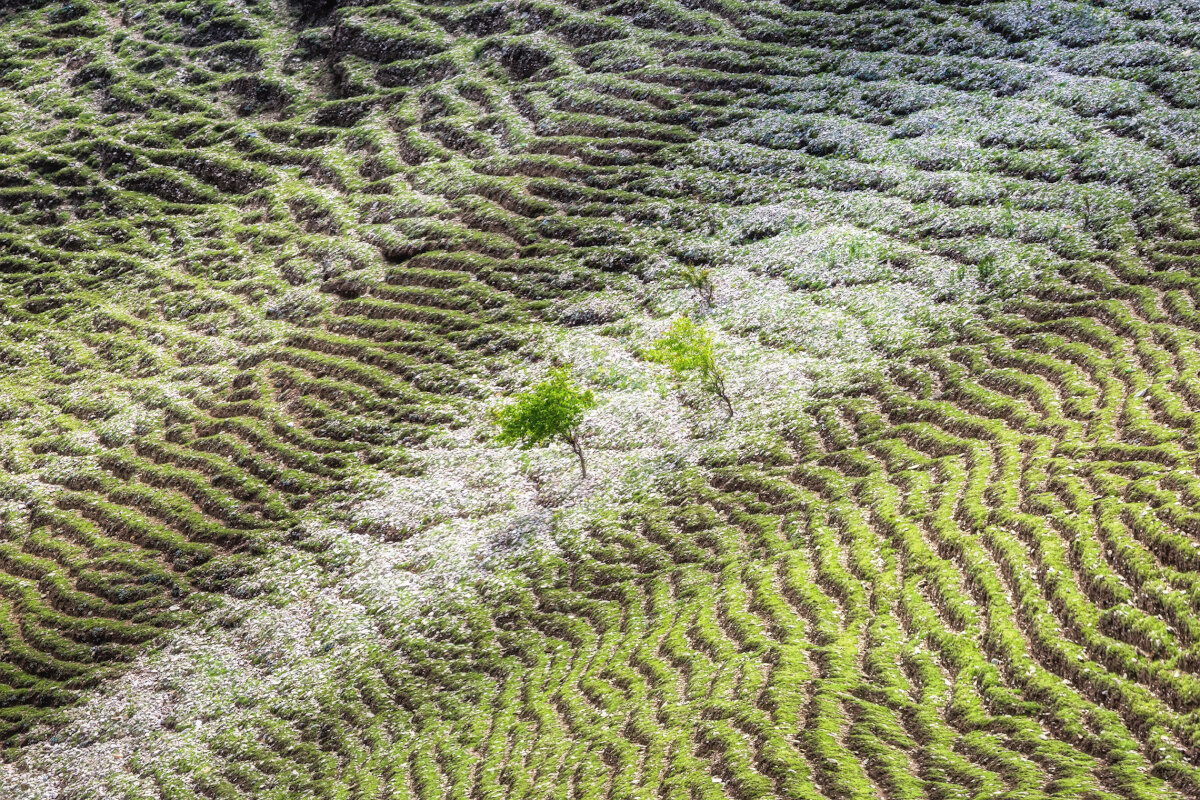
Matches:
[[643, 317, 733, 418], [679, 264, 715, 309], [493, 370, 597, 477]]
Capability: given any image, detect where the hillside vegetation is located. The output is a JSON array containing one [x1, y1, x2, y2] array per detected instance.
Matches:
[[3, 0, 1200, 798]]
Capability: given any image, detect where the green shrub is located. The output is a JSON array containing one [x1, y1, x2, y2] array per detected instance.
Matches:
[[494, 370, 596, 477], [643, 317, 732, 418], [679, 264, 715, 309]]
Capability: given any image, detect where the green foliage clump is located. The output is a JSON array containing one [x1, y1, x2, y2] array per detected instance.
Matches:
[[494, 369, 596, 477], [679, 264, 714, 308], [643, 317, 732, 418]]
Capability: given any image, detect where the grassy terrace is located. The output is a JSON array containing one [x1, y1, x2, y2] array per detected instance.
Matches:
[[2, 0, 1200, 797]]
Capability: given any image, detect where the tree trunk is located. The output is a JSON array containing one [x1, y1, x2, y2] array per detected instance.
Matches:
[[712, 373, 733, 419], [566, 432, 587, 478]]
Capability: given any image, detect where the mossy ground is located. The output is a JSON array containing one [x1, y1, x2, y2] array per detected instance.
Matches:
[[2, 0, 1200, 797]]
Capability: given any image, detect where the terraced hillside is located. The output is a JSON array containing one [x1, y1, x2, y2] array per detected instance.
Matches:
[[4, 0, 1200, 797]]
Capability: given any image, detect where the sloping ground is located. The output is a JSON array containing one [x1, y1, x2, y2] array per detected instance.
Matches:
[[3, 0, 1200, 797]]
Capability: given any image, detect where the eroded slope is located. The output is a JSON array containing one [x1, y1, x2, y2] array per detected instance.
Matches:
[[3, 0, 1200, 798]]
